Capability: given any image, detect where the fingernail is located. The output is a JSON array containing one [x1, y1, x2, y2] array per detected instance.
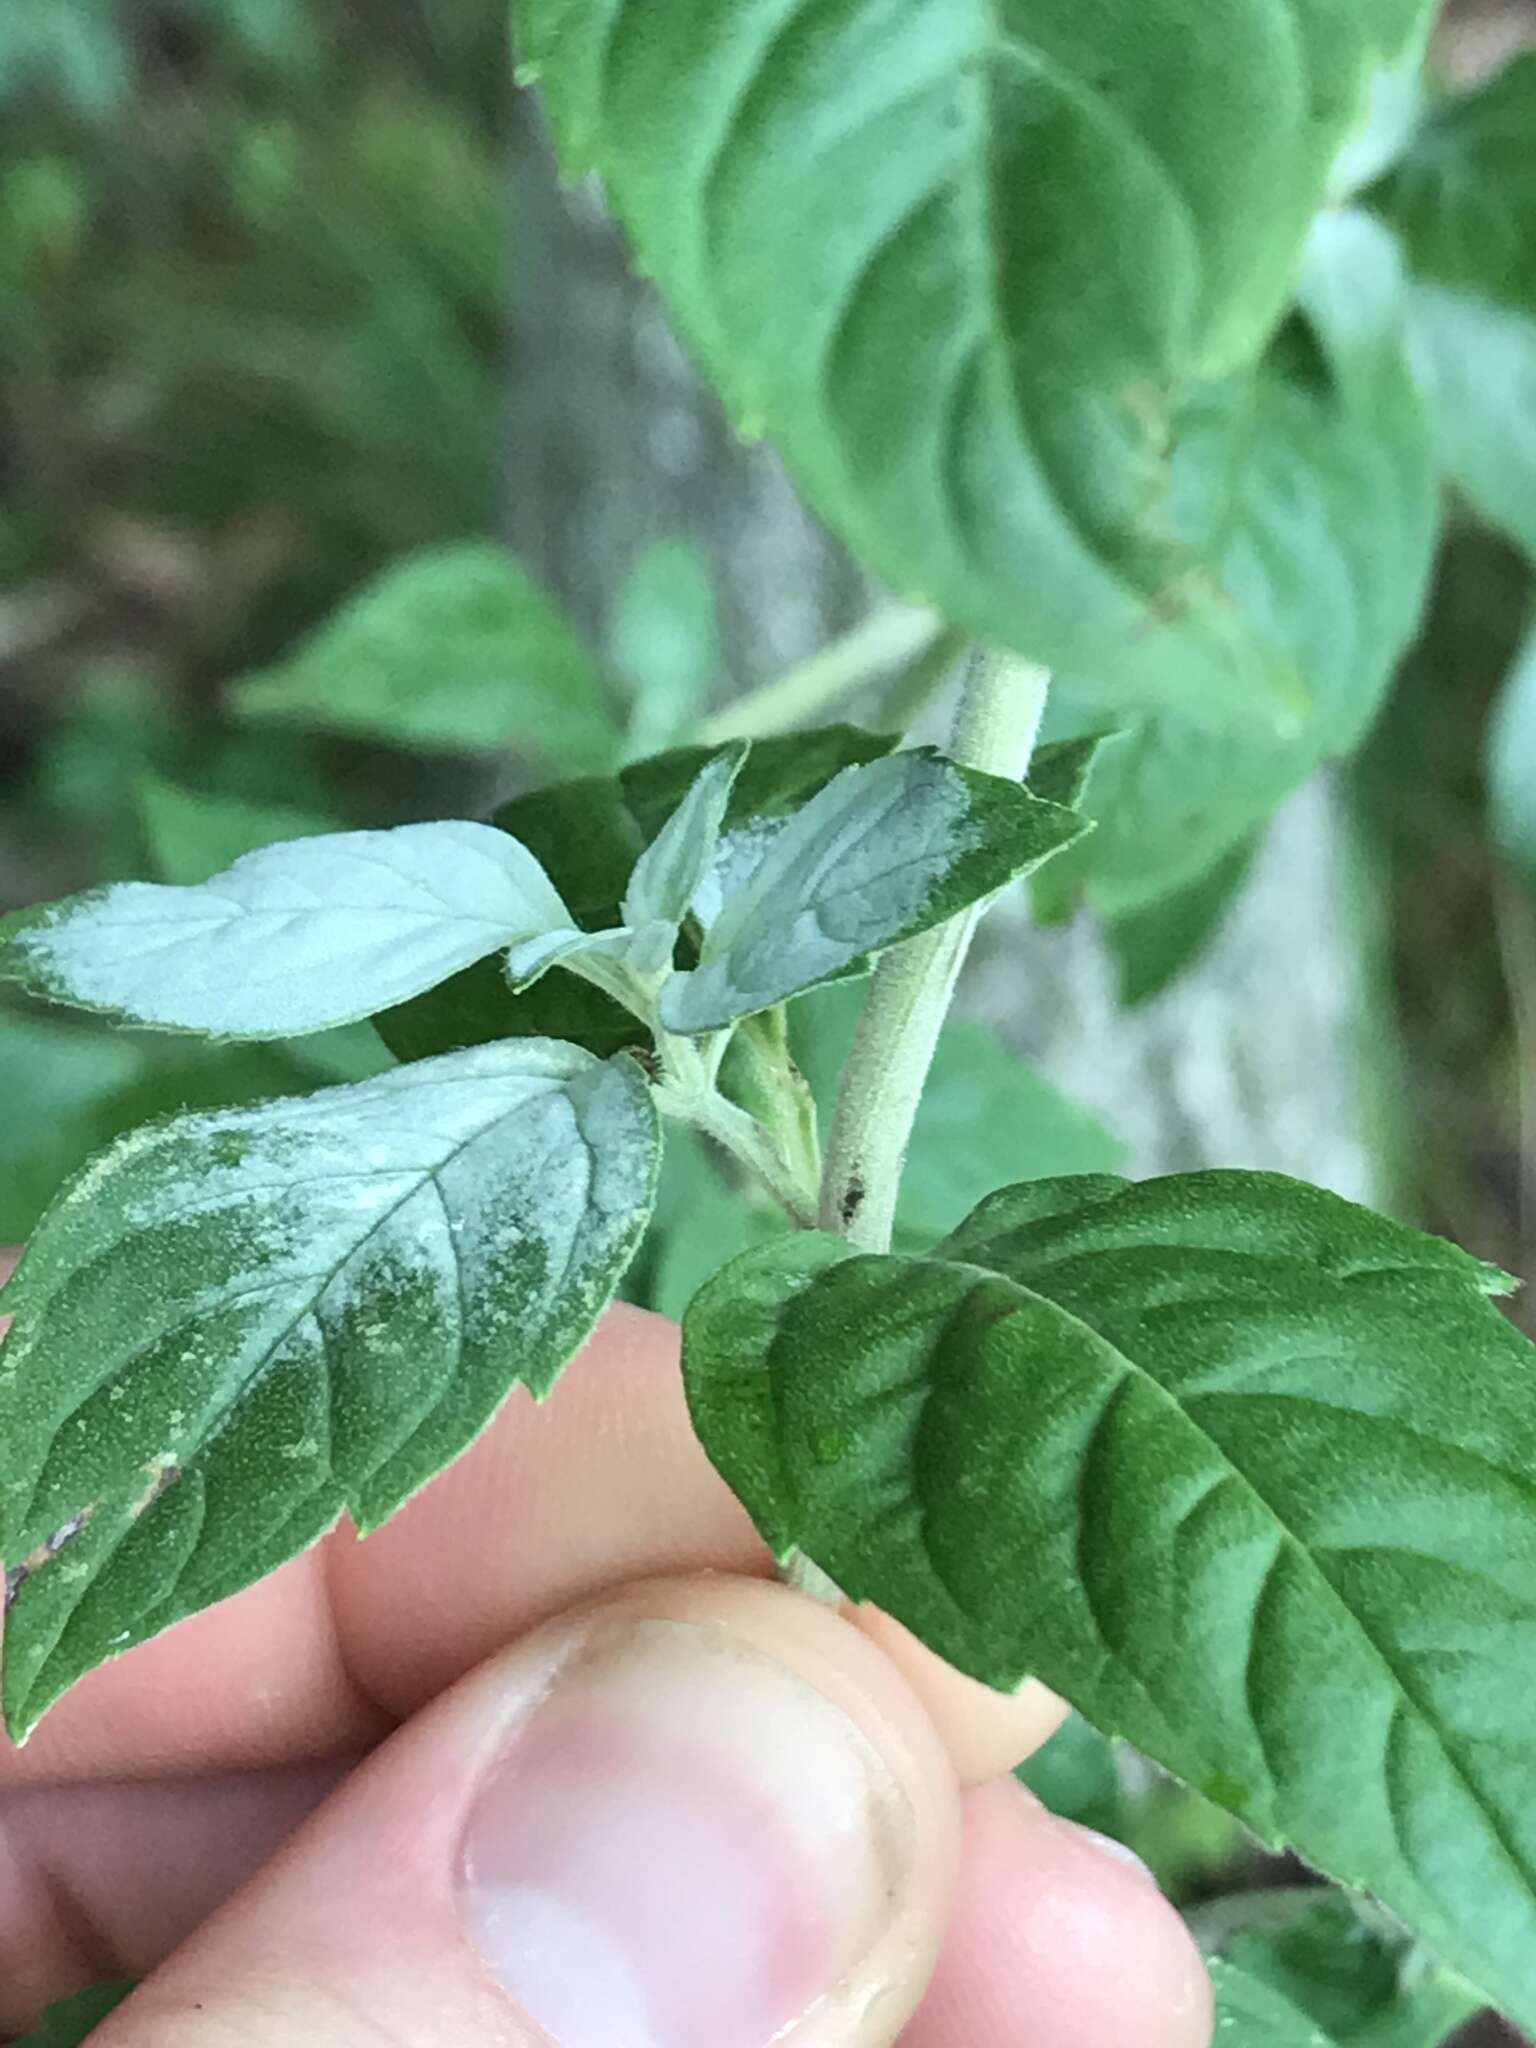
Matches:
[[460, 1617, 914, 2048], [1078, 1826, 1156, 1885]]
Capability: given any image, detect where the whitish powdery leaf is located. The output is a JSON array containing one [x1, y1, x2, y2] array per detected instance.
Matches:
[[0, 1041, 658, 1739], [0, 823, 572, 1039], [660, 749, 1086, 1034], [683, 1171, 1536, 2032]]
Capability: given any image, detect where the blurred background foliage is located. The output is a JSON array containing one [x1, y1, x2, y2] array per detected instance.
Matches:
[[3, 4, 1536, 2042]]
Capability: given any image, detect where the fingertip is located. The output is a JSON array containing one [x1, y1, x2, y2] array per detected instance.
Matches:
[[907, 1777, 1213, 2048], [850, 1605, 1069, 1783]]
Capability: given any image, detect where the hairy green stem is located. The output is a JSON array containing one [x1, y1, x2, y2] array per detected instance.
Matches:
[[653, 1031, 820, 1227], [698, 604, 947, 743], [817, 649, 1051, 1253]]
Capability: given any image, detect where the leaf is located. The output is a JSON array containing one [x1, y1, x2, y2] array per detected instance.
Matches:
[[623, 741, 748, 931], [0, 822, 572, 1039], [15, 1983, 136, 2047], [1107, 834, 1261, 1006], [135, 772, 338, 887], [1397, 287, 1536, 559], [660, 749, 1088, 1035], [0, 1012, 393, 1243], [1369, 54, 1536, 556], [789, 983, 1125, 1244], [1198, 1890, 1481, 2047], [1016, 1713, 1126, 1839], [377, 727, 897, 1063], [230, 542, 619, 768], [133, 774, 393, 1081], [1065, 211, 1436, 915], [0, 1041, 658, 1739], [610, 536, 720, 755], [523, 0, 1432, 711], [682, 1169, 1536, 2031], [639, 1129, 790, 1323], [1210, 1961, 1344, 2047], [1488, 626, 1536, 887]]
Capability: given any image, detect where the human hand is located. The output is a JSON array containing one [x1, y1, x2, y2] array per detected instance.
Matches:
[[0, 1264, 1213, 2047]]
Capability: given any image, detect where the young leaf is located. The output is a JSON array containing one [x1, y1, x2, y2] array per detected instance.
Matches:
[[136, 772, 337, 886], [0, 1041, 658, 1740], [523, 0, 1433, 710], [15, 1983, 136, 2047], [1370, 55, 1536, 556], [660, 750, 1088, 1035], [682, 1170, 1536, 2031], [1107, 835, 1261, 1006], [622, 741, 747, 931], [378, 727, 897, 1063], [231, 541, 619, 768], [610, 536, 720, 755], [0, 823, 572, 1038]]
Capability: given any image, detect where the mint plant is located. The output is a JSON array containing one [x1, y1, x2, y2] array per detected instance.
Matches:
[[5, 14, 1536, 2045]]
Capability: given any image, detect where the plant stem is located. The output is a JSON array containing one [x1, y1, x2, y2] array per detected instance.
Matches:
[[698, 605, 947, 743], [653, 1031, 820, 1227], [817, 649, 1051, 1253]]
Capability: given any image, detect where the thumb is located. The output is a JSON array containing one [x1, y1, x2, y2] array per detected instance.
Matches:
[[95, 1578, 961, 2048]]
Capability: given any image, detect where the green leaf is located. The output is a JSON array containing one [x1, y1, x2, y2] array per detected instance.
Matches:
[[523, 0, 1432, 710], [15, 1983, 136, 2047], [640, 1129, 790, 1323], [1067, 211, 1435, 915], [1198, 1890, 1481, 2047], [1488, 625, 1536, 887], [0, 1014, 148, 1243], [0, 823, 572, 1039], [610, 537, 720, 755], [0, 1042, 658, 1740], [136, 772, 338, 887], [1107, 835, 1261, 1006], [377, 727, 897, 1063], [1398, 287, 1536, 558], [1370, 55, 1536, 556], [1210, 1960, 1346, 2047], [661, 749, 1088, 1034], [682, 1169, 1536, 2030], [790, 983, 1125, 1244], [0, 1013, 393, 1243], [231, 542, 618, 768], [1016, 1712, 1125, 1838]]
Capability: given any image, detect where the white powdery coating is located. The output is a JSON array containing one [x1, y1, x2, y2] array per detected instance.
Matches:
[[691, 816, 787, 932], [9, 822, 571, 1038], [664, 756, 980, 1031], [0, 1043, 657, 1549]]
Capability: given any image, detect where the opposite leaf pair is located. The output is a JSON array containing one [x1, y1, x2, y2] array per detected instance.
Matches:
[[0, 731, 1089, 1740]]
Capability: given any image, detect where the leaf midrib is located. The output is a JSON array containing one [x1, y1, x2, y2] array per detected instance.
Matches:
[[934, 1257, 1536, 1918], [5, 1083, 576, 1558]]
